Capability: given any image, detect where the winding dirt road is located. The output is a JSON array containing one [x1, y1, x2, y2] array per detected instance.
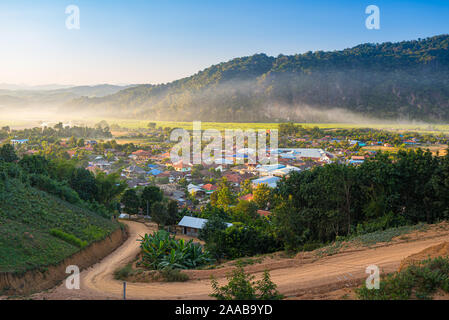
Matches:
[[33, 221, 449, 300]]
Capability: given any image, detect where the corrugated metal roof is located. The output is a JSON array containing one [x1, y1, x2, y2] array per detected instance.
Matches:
[[178, 216, 232, 229]]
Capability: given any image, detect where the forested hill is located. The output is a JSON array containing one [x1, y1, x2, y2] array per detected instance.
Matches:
[[66, 35, 449, 122]]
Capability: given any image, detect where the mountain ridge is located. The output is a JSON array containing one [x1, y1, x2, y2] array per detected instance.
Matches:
[[22, 35, 449, 122]]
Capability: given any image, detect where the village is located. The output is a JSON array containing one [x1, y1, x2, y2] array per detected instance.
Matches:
[[2, 121, 448, 237]]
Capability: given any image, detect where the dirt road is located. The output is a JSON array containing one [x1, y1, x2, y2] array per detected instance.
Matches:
[[32, 221, 449, 300]]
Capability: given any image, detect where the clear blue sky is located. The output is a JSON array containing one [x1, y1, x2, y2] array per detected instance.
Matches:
[[0, 0, 448, 86]]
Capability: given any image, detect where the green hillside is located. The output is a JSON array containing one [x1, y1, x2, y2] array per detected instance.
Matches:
[[66, 35, 449, 122], [0, 164, 120, 274]]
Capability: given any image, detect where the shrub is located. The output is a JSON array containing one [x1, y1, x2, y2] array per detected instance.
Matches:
[[30, 174, 81, 205], [210, 267, 283, 300], [160, 268, 189, 282], [138, 230, 213, 270], [114, 263, 134, 280], [356, 257, 449, 300], [50, 229, 87, 248]]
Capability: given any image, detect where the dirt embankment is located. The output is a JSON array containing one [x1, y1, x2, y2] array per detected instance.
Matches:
[[0, 226, 128, 296], [399, 241, 449, 272]]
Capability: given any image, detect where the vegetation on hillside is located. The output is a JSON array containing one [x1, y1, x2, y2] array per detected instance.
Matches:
[[68, 35, 449, 122], [0, 147, 121, 274]]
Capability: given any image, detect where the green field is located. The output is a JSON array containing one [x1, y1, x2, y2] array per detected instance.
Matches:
[[2, 117, 449, 134], [105, 119, 449, 134]]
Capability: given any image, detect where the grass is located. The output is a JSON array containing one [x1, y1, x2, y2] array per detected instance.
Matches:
[[0, 179, 119, 274], [233, 257, 264, 267], [315, 223, 428, 258], [50, 229, 87, 248], [356, 257, 449, 300], [351, 223, 428, 246], [114, 263, 135, 281], [159, 268, 190, 282]]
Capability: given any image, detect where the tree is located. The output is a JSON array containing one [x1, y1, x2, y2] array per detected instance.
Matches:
[[121, 189, 140, 215], [151, 201, 168, 228], [0, 144, 18, 163], [77, 138, 85, 147], [19, 155, 49, 175], [253, 184, 272, 209], [95, 172, 127, 207], [141, 185, 164, 214], [239, 179, 253, 196], [70, 168, 98, 201], [215, 178, 235, 208], [147, 122, 157, 129], [166, 200, 179, 225], [231, 200, 258, 224], [68, 136, 77, 147], [272, 197, 309, 251]]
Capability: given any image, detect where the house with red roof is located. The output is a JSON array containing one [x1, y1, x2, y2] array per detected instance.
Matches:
[[257, 210, 271, 217], [239, 194, 254, 201]]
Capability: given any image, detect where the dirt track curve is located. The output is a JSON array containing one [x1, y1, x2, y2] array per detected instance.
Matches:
[[31, 220, 449, 300]]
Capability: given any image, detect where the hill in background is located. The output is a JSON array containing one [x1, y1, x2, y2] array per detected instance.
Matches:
[[64, 35, 449, 123]]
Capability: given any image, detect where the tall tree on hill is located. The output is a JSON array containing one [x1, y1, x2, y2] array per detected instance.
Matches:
[[121, 189, 140, 215], [141, 185, 164, 215], [151, 201, 167, 228], [0, 144, 18, 163]]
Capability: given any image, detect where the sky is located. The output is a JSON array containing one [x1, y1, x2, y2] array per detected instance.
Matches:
[[0, 0, 448, 86]]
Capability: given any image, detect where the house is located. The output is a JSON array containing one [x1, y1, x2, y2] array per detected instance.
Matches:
[[172, 160, 192, 172], [349, 156, 365, 165], [187, 183, 204, 195], [86, 165, 103, 174], [252, 176, 281, 188], [132, 150, 152, 161], [86, 140, 97, 146], [222, 172, 243, 185], [178, 216, 232, 237], [123, 165, 147, 176], [276, 148, 331, 163], [67, 150, 76, 158], [11, 139, 28, 145], [127, 178, 150, 188], [256, 164, 286, 176], [239, 194, 254, 201], [272, 165, 301, 177], [257, 210, 271, 217], [25, 149, 39, 155], [149, 168, 163, 176], [201, 184, 218, 194]]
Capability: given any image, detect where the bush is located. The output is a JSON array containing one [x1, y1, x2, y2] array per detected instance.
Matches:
[[50, 229, 87, 248], [210, 267, 284, 300], [160, 268, 189, 282], [30, 174, 81, 205], [114, 263, 134, 280], [357, 257, 449, 300], [138, 230, 213, 270]]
